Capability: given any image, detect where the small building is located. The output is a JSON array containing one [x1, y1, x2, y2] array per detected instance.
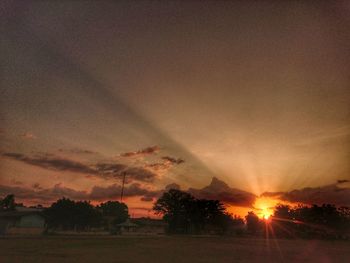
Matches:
[[0, 209, 45, 235]]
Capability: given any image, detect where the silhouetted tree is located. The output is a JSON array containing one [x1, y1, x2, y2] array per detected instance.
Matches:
[[153, 189, 235, 234], [272, 203, 350, 239], [153, 189, 195, 233], [45, 198, 101, 231], [245, 211, 261, 234], [97, 201, 129, 226], [0, 194, 16, 211], [74, 201, 102, 231]]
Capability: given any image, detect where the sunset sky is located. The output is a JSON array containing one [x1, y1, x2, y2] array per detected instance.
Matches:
[[1, 1, 350, 218]]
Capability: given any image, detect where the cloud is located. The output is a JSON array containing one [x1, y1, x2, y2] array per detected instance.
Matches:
[[0, 184, 89, 203], [95, 163, 157, 182], [262, 182, 350, 207], [90, 183, 158, 201], [95, 163, 128, 175], [2, 152, 157, 182], [32, 183, 42, 190], [188, 177, 256, 207], [58, 148, 97, 154], [140, 196, 154, 202], [161, 156, 185, 164], [122, 167, 157, 182], [337, 179, 349, 184], [0, 182, 159, 204], [145, 156, 185, 172], [3, 152, 96, 174], [120, 146, 160, 157], [20, 132, 36, 140]]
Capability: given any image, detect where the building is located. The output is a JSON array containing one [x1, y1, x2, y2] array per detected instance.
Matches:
[[0, 208, 45, 235]]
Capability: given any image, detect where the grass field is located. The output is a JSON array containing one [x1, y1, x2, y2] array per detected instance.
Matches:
[[0, 236, 349, 263]]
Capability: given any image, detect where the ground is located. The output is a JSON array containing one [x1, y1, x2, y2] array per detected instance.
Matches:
[[0, 236, 349, 263]]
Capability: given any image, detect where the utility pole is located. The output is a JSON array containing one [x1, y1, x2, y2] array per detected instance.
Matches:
[[120, 172, 126, 203]]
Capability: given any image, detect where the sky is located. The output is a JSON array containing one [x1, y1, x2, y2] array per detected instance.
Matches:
[[1, 1, 350, 218]]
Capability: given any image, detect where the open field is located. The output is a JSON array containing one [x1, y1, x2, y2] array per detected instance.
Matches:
[[0, 236, 349, 263]]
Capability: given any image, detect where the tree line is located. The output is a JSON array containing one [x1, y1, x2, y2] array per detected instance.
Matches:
[[1, 190, 350, 238], [0, 194, 129, 232]]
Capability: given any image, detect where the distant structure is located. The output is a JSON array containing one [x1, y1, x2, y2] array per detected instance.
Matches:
[[0, 207, 45, 235]]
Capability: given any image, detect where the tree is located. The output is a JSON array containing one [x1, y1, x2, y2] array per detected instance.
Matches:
[[45, 198, 77, 230], [97, 201, 129, 225], [245, 211, 261, 234], [153, 189, 234, 234], [45, 198, 102, 231], [0, 194, 16, 211], [272, 204, 350, 239], [74, 201, 102, 230], [153, 189, 195, 233], [274, 204, 292, 219]]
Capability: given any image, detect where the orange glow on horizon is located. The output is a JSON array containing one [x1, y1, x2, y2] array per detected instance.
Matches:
[[254, 196, 280, 219]]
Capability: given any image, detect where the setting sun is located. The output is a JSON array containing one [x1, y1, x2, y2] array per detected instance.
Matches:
[[253, 197, 278, 219], [262, 211, 271, 220]]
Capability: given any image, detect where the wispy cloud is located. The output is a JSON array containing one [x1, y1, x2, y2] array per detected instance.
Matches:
[[3, 152, 96, 174], [58, 148, 98, 155], [161, 156, 185, 164], [145, 156, 185, 173], [2, 152, 157, 183], [120, 146, 160, 157]]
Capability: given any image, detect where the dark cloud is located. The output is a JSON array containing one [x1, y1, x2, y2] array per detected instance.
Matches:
[[90, 183, 158, 201], [0, 182, 159, 204], [120, 146, 160, 157], [2, 152, 96, 174], [262, 183, 350, 207], [145, 156, 185, 172], [95, 164, 157, 182], [161, 156, 185, 164], [140, 196, 154, 202], [122, 167, 157, 182], [337, 179, 349, 184], [2, 152, 157, 182], [58, 148, 97, 154], [145, 162, 169, 171], [188, 177, 256, 207], [0, 184, 89, 203], [32, 183, 42, 190]]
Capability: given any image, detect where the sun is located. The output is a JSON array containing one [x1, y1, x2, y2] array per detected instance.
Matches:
[[262, 210, 271, 220], [253, 197, 276, 220]]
